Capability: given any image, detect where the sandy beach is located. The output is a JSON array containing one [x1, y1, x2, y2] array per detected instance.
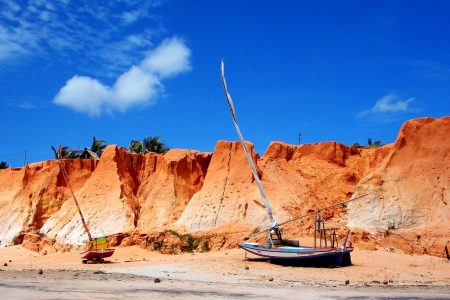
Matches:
[[1, 245, 449, 299]]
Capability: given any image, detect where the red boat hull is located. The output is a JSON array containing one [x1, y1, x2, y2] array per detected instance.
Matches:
[[80, 249, 115, 263]]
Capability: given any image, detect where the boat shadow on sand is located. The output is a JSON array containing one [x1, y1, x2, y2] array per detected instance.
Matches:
[[244, 256, 352, 268]]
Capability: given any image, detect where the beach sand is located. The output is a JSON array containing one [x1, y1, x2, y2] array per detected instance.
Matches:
[[0, 245, 449, 299]]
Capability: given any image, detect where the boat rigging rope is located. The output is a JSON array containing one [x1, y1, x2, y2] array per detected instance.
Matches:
[[244, 193, 370, 240]]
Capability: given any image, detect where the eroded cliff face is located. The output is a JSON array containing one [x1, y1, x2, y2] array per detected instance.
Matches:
[[257, 141, 392, 237], [0, 117, 448, 257], [348, 117, 450, 256], [176, 141, 278, 231], [0, 160, 96, 246], [137, 149, 211, 230], [39, 147, 140, 245], [37, 147, 211, 246], [176, 139, 390, 233]]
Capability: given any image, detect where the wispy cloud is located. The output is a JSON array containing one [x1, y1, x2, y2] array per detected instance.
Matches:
[[357, 94, 415, 118], [0, 0, 162, 74], [410, 60, 450, 80], [121, 9, 148, 25], [54, 37, 191, 116], [17, 101, 39, 109], [4, 99, 42, 109]]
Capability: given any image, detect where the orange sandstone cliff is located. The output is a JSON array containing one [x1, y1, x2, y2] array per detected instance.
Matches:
[[348, 117, 450, 256], [0, 160, 96, 245], [0, 117, 448, 257]]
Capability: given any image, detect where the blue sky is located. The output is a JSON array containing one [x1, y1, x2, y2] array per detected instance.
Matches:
[[1, 0, 449, 167]]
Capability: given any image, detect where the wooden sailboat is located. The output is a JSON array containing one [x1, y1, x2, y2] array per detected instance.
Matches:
[[240, 211, 353, 266], [58, 146, 114, 264], [220, 60, 363, 267]]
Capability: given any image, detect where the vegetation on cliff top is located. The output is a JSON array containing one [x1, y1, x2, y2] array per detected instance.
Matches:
[[129, 136, 169, 154]]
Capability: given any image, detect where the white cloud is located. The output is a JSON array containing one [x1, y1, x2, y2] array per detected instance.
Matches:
[[113, 66, 160, 110], [54, 76, 112, 115], [54, 37, 191, 116], [142, 37, 192, 78], [357, 94, 414, 118]]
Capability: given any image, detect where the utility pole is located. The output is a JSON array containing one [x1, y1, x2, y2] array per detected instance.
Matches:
[[298, 132, 301, 145]]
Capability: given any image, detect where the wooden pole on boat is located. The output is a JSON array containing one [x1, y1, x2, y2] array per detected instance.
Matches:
[[343, 229, 350, 248], [58, 144, 93, 243], [314, 214, 317, 248]]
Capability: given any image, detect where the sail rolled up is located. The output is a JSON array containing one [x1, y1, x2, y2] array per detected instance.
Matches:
[[220, 60, 277, 228]]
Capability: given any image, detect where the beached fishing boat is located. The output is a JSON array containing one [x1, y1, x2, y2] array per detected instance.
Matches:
[[239, 212, 353, 266], [80, 249, 115, 263], [238, 210, 354, 266], [58, 146, 115, 264], [80, 236, 115, 264], [220, 60, 361, 267], [240, 243, 351, 266]]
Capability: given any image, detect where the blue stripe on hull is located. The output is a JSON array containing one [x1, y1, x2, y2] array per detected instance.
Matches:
[[242, 243, 332, 253], [240, 243, 352, 267]]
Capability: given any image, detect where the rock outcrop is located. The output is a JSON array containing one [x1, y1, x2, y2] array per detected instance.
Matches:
[[0, 160, 96, 246], [38, 146, 211, 246], [348, 117, 450, 256], [137, 149, 211, 230], [176, 141, 278, 231]]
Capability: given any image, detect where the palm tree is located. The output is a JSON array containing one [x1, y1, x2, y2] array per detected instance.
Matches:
[[129, 136, 169, 154], [0, 161, 9, 169], [78, 136, 107, 159], [51, 145, 79, 159], [129, 140, 146, 154], [365, 138, 382, 149], [143, 136, 169, 154], [90, 136, 107, 155]]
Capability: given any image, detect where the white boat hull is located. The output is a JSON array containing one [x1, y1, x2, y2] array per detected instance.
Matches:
[[240, 242, 352, 266]]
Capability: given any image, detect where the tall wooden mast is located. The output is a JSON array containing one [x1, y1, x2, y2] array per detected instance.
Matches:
[[58, 144, 93, 242]]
